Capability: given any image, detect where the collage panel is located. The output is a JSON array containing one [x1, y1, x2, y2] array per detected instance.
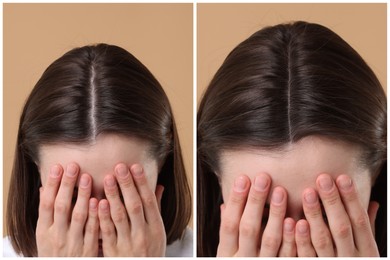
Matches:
[[197, 3, 386, 257], [3, 3, 193, 257]]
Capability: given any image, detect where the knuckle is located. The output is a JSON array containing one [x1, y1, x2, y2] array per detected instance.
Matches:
[[118, 177, 135, 189], [230, 194, 246, 205], [47, 177, 60, 187], [335, 222, 352, 239], [343, 192, 358, 203], [306, 208, 323, 219], [283, 234, 295, 244], [269, 207, 285, 219], [135, 175, 148, 186], [72, 210, 87, 223], [40, 200, 54, 212], [77, 187, 90, 198], [101, 224, 114, 236], [153, 223, 166, 237], [313, 234, 331, 250], [296, 237, 306, 246], [129, 201, 143, 215], [324, 194, 340, 206], [353, 213, 370, 229], [105, 189, 119, 199], [262, 234, 281, 251], [61, 177, 75, 188], [135, 236, 149, 251], [53, 232, 66, 249], [220, 219, 239, 235], [240, 222, 259, 238], [113, 207, 128, 223], [143, 195, 156, 208], [247, 192, 266, 204], [85, 221, 99, 235], [54, 201, 69, 214]]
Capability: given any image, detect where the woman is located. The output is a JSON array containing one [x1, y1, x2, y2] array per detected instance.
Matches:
[[5, 44, 192, 256], [197, 21, 386, 257]]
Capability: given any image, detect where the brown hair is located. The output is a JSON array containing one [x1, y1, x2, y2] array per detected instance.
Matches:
[[197, 21, 386, 256], [7, 43, 192, 256]]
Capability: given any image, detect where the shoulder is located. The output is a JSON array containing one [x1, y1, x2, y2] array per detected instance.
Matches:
[[3, 236, 22, 257], [165, 227, 193, 257]]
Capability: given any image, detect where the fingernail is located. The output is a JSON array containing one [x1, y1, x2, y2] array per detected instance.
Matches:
[[318, 175, 333, 191], [254, 175, 268, 191], [79, 174, 90, 188], [116, 164, 129, 178], [234, 176, 247, 192], [105, 175, 116, 187], [89, 199, 97, 210], [131, 165, 143, 177], [304, 190, 318, 204], [66, 164, 78, 177], [100, 201, 109, 210], [50, 165, 61, 178], [284, 220, 294, 232], [272, 188, 284, 204], [297, 222, 308, 234], [338, 176, 352, 191]]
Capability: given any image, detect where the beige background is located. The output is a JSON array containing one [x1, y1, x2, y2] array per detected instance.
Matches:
[[198, 3, 387, 103], [3, 4, 193, 235]]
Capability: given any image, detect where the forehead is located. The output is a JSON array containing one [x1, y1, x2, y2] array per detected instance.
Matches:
[[38, 134, 157, 183], [219, 136, 369, 203]]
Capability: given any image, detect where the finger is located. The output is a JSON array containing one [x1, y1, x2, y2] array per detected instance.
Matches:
[[260, 186, 287, 257], [316, 174, 354, 256], [98, 199, 116, 251], [103, 174, 131, 241], [130, 164, 162, 226], [295, 219, 316, 257], [84, 198, 99, 256], [37, 164, 63, 229], [217, 175, 250, 256], [336, 175, 378, 255], [155, 185, 165, 213], [302, 188, 334, 256], [54, 163, 79, 232], [367, 201, 379, 237], [238, 174, 271, 256], [114, 163, 145, 227], [69, 174, 92, 238], [278, 218, 297, 257]]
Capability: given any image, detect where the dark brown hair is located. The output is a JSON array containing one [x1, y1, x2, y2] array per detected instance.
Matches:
[[197, 21, 386, 256], [7, 43, 192, 256]]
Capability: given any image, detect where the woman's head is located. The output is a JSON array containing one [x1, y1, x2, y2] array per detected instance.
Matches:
[[197, 21, 386, 256], [8, 44, 191, 256]]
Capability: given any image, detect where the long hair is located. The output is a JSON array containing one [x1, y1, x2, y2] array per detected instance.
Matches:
[[7, 43, 192, 256], [197, 21, 386, 256]]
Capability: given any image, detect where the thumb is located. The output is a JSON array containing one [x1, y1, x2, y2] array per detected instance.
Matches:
[[367, 201, 379, 237], [155, 185, 165, 213]]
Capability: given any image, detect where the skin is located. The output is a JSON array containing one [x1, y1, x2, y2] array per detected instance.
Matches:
[[35, 134, 166, 256], [217, 136, 379, 257]]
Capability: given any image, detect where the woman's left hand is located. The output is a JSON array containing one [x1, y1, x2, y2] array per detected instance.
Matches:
[[98, 163, 166, 256], [297, 174, 379, 256]]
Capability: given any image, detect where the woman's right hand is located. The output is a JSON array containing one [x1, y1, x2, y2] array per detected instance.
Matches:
[[36, 163, 99, 256], [217, 174, 296, 257]]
